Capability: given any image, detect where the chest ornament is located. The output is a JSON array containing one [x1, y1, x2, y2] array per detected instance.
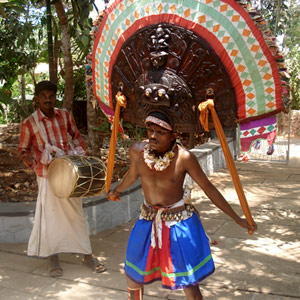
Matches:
[[143, 142, 176, 171]]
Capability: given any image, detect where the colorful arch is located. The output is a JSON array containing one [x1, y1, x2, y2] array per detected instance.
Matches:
[[92, 0, 282, 123]]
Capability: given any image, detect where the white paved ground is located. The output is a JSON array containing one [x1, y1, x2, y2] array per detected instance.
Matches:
[[0, 139, 299, 300]]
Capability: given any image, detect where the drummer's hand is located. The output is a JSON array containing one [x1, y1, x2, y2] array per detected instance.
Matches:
[[20, 152, 34, 168], [106, 190, 121, 202]]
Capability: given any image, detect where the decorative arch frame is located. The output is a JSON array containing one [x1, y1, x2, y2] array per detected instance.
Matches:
[[92, 0, 283, 124]]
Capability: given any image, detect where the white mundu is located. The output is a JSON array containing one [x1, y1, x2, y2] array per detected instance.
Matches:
[[28, 176, 92, 257]]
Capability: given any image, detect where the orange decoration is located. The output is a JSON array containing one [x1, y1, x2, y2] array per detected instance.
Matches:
[[105, 92, 127, 193], [198, 98, 256, 235]]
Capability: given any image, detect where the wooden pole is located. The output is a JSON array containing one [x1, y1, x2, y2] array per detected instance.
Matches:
[[199, 98, 256, 235]]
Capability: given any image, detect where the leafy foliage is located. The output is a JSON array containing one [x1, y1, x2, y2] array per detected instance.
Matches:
[[0, 99, 35, 124], [258, 0, 289, 36], [284, 1, 300, 109], [0, 18, 37, 77], [284, 1, 300, 50], [56, 0, 96, 65], [123, 122, 148, 142], [256, 0, 300, 109], [0, 0, 103, 122], [283, 1, 300, 109], [0, 0, 47, 121], [287, 46, 300, 109]]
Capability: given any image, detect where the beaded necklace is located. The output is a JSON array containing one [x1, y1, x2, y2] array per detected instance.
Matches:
[[143, 142, 177, 171]]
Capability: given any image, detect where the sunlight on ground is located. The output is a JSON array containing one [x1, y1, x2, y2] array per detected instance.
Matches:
[[244, 238, 300, 261], [44, 281, 119, 299]]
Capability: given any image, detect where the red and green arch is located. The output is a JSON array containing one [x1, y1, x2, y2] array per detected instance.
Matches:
[[92, 0, 282, 124]]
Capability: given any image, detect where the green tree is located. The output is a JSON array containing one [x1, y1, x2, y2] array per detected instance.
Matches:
[[0, 0, 44, 119], [255, 0, 300, 109], [256, 0, 289, 35], [288, 46, 300, 109], [284, 1, 300, 109], [37, 0, 97, 111], [282, 0, 300, 109], [0, 0, 101, 121]]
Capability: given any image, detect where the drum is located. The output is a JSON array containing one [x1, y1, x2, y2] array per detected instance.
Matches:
[[48, 155, 107, 198]]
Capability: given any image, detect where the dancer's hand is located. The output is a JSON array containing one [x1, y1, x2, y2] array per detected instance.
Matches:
[[236, 217, 257, 234], [106, 189, 121, 202]]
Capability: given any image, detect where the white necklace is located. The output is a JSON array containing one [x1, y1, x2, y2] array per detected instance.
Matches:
[[143, 142, 176, 171]]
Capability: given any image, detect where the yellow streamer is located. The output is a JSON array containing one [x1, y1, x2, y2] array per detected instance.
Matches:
[[198, 101, 210, 132], [105, 91, 127, 193], [198, 98, 256, 235]]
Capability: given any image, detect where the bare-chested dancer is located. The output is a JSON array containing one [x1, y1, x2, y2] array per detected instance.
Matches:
[[107, 111, 256, 300]]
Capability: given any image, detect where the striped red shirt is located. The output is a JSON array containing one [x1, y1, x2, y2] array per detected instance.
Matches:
[[18, 108, 86, 178]]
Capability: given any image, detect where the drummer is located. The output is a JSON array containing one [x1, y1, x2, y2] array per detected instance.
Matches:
[[18, 80, 106, 277]]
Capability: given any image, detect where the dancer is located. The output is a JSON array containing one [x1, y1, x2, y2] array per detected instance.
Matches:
[[107, 111, 256, 300]]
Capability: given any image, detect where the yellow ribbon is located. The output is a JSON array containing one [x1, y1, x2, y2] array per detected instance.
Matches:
[[198, 100, 213, 132], [198, 98, 256, 235], [105, 91, 127, 193]]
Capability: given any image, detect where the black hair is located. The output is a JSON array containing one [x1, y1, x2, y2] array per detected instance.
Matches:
[[35, 81, 57, 96], [146, 111, 173, 127]]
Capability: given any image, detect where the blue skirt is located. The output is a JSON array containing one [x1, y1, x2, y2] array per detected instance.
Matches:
[[125, 212, 215, 289]]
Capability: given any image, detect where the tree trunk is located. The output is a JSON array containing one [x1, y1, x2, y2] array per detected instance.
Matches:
[[274, 0, 282, 36], [85, 77, 102, 155], [52, 17, 60, 80], [20, 74, 29, 118], [54, 0, 74, 112], [46, 0, 56, 83]]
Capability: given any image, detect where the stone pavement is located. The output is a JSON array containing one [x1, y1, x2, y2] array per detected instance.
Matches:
[[0, 139, 299, 300]]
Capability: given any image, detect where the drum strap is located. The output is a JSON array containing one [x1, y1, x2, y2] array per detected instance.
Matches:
[[32, 111, 50, 146]]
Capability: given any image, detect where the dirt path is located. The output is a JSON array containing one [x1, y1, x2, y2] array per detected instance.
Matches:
[[0, 124, 38, 202]]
